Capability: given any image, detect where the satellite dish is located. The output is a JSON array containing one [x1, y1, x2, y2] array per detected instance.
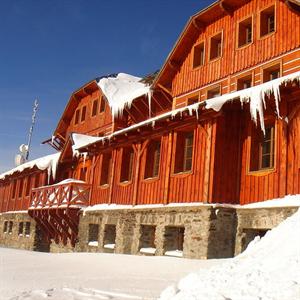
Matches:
[[15, 154, 25, 167], [19, 144, 28, 154]]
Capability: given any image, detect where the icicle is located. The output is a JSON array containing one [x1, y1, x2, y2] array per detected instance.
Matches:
[[152, 120, 155, 128]]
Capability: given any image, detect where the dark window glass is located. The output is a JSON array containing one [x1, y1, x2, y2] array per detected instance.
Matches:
[[120, 148, 134, 182]]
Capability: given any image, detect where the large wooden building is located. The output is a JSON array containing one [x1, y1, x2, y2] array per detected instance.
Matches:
[[0, 0, 299, 258]]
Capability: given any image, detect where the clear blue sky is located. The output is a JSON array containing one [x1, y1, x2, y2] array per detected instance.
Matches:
[[0, 0, 212, 173]]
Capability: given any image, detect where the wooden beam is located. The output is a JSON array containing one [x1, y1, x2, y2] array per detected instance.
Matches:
[[285, 0, 300, 14], [152, 94, 165, 111], [192, 19, 205, 32], [168, 60, 180, 71], [157, 83, 172, 97], [163, 132, 173, 204], [108, 149, 117, 204], [220, 1, 234, 16]]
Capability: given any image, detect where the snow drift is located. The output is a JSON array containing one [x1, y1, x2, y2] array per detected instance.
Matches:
[[160, 209, 300, 300]]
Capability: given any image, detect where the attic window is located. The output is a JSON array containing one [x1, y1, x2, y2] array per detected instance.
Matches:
[[238, 17, 253, 47], [207, 86, 221, 99], [237, 75, 252, 91], [263, 64, 281, 82], [100, 97, 106, 113], [193, 42, 205, 68], [209, 33, 222, 61], [260, 5, 275, 37], [81, 106, 87, 122], [92, 99, 98, 117], [74, 109, 80, 125], [187, 96, 198, 105]]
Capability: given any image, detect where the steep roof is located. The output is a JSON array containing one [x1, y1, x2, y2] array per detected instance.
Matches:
[[152, 0, 251, 91]]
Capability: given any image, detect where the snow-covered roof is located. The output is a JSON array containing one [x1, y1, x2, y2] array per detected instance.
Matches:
[[73, 70, 300, 152], [0, 152, 61, 181], [97, 73, 151, 118]]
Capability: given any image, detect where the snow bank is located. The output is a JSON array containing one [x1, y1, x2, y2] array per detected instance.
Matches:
[[97, 73, 151, 118], [0, 152, 60, 182], [205, 71, 300, 134], [160, 209, 300, 300]]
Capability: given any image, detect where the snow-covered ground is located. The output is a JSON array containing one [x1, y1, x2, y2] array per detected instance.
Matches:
[[0, 249, 224, 300], [160, 209, 300, 300]]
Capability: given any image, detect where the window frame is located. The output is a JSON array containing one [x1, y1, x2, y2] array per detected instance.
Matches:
[[80, 105, 87, 123], [74, 109, 80, 125], [259, 4, 276, 39], [207, 85, 221, 99], [237, 15, 254, 49], [247, 119, 277, 175], [236, 72, 253, 91], [209, 31, 223, 62], [119, 147, 134, 184], [91, 99, 99, 117], [99, 151, 112, 187], [172, 128, 195, 176], [99, 96, 106, 114], [143, 139, 162, 181], [261, 61, 282, 83], [192, 41, 205, 69]]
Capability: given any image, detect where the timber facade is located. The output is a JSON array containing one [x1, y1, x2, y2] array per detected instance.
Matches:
[[0, 0, 300, 258]]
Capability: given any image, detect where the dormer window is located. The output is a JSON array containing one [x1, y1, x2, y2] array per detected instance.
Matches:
[[91, 99, 98, 117], [100, 97, 106, 113], [74, 109, 80, 125], [238, 17, 253, 47], [260, 5, 275, 37], [81, 106, 87, 122], [193, 42, 205, 68], [210, 33, 222, 61]]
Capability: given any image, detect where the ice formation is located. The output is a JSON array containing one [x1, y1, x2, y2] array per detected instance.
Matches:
[[97, 73, 151, 118], [205, 70, 300, 133], [0, 152, 61, 182]]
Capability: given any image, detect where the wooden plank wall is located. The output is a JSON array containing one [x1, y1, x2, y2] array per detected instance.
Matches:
[[172, 0, 300, 97]]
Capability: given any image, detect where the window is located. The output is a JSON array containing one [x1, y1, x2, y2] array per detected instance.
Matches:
[[3, 221, 8, 233], [25, 222, 31, 236], [237, 75, 252, 91], [18, 179, 24, 198], [81, 106, 87, 122], [11, 181, 17, 199], [238, 17, 253, 47], [25, 176, 31, 196], [174, 131, 194, 174], [187, 96, 199, 105], [144, 140, 161, 179], [250, 123, 275, 172], [120, 147, 134, 182], [18, 222, 24, 236], [103, 224, 116, 248], [164, 226, 185, 253], [99, 97, 106, 113], [74, 109, 80, 125], [139, 225, 156, 250], [100, 152, 112, 186], [260, 5, 275, 37], [80, 167, 87, 182], [8, 221, 13, 234], [91, 99, 98, 117], [193, 42, 205, 68], [207, 86, 221, 99], [263, 64, 280, 82], [210, 33, 222, 60], [88, 224, 99, 242]]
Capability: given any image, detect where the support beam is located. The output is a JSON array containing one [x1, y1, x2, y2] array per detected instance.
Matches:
[[220, 1, 234, 16], [285, 0, 300, 14], [157, 84, 172, 97], [192, 19, 205, 32]]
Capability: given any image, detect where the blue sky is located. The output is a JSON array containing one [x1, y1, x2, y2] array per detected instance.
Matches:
[[0, 0, 212, 173]]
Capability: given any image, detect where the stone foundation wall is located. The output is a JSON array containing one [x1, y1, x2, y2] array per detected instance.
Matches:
[[76, 206, 237, 259], [0, 212, 37, 251], [234, 206, 298, 255]]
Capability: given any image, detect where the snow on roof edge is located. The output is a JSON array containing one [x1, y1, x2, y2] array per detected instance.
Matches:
[[73, 70, 300, 152], [0, 152, 61, 182]]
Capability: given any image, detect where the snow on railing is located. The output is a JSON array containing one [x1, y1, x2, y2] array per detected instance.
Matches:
[[29, 179, 91, 209]]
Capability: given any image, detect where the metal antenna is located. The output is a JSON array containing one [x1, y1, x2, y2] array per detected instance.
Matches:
[[25, 99, 39, 161]]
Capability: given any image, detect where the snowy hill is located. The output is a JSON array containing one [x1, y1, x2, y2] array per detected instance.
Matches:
[[160, 209, 300, 300]]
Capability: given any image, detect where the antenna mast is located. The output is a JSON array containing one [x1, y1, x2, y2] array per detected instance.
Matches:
[[25, 99, 39, 161]]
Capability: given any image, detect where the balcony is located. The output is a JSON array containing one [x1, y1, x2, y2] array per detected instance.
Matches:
[[28, 180, 91, 247], [29, 179, 91, 210]]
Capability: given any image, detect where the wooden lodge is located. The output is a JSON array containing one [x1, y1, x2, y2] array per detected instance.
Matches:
[[0, 0, 299, 258]]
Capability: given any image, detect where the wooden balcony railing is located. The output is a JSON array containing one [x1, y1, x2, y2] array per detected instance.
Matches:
[[29, 181, 91, 210]]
